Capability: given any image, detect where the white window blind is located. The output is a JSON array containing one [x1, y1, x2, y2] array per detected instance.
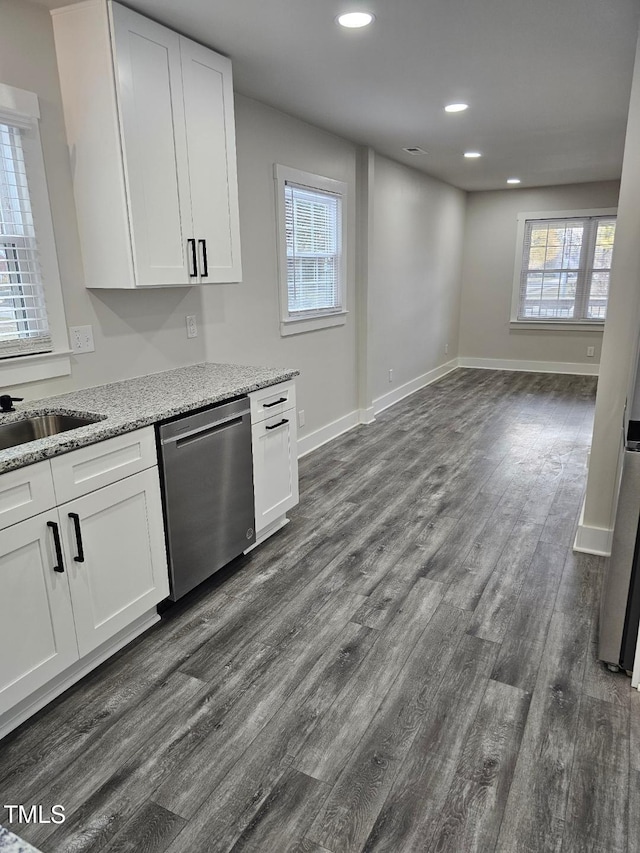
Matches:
[[284, 181, 343, 316], [0, 119, 52, 358], [519, 215, 616, 322]]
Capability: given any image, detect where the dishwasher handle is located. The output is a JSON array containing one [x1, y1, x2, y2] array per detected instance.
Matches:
[[161, 410, 248, 447], [175, 416, 244, 448]]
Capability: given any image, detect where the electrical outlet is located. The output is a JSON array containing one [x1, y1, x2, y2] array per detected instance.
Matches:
[[587, 346, 595, 357], [186, 315, 198, 338], [444, 343, 449, 354], [298, 409, 305, 428], [69, 325, 95, 354], [389, 369, 393, 383]]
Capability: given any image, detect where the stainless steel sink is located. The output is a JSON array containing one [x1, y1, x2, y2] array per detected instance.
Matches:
[[0, 414, 103, 451]]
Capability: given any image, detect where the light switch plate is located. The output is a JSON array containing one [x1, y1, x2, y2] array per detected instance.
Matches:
[[69, 325, 95, 353]]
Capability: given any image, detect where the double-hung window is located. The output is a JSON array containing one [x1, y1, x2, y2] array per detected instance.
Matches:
[[0, 83, 69, 384], [512, 209, 617, 326], [275, 164, 347, 336], [0, 120, 51, 356]]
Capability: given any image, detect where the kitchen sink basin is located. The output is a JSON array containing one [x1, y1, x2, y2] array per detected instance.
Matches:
[[0, 413, 103, 451]]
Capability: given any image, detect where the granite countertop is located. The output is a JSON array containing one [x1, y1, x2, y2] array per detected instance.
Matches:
[[0, 362, 298, 475], [0, 827, 42, 853]]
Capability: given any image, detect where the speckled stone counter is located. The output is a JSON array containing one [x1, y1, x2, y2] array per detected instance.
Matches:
[[0, 362, 298, 475], [0, 827, 42, 853]]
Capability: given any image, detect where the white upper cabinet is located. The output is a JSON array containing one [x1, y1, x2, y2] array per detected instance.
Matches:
[[110, 5, 193, 287], [52, 0, 242, 288], [181, 38, 242, 283]]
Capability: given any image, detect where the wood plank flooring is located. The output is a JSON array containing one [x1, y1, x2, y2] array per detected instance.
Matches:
[[1, 368, 637, 853]]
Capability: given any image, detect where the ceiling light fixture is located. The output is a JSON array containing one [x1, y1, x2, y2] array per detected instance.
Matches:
[[444, 103, 468, 113], [507, 177, 521, 184], [464, 151, 481, 158], [337, 12, 374, 28]]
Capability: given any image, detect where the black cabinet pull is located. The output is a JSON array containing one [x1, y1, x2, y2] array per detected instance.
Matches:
[[47, 521, 65, 573], [68, 512, 85, 563], [198, 239, 208, 278], [263, 397, 287, 408], [188, 239, 198, 277], [265, 418, 288, 431]]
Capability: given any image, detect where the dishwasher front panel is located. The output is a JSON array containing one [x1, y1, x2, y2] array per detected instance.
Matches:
[[158, 397, 255, 601]]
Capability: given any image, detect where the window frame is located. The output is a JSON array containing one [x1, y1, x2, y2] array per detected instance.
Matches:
[[510, 207, 617, 331], [274, 164, 348, 337], [0, 83, 70, 386]]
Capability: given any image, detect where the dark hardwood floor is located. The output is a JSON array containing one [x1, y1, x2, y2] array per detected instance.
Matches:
[[1, 368, 637, 853]]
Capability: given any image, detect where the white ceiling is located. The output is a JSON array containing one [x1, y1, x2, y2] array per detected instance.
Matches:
[[40, 0, 640, 191]]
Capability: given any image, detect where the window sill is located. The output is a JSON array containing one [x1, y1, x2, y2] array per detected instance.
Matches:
[[0, 350, 72, 386], [509, 321, 605, 333], [280, 311, 348, 337]]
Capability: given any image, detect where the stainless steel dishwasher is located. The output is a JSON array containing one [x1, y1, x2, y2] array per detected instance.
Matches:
[[157, 397, 256, 601]]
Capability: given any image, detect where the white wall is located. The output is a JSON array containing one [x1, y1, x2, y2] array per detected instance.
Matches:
[[580, 29, 640, 543], [459, 181, 620, 368], [0, 0, 206, 401], [369, 154, 466, 402], [200, 95, 359, 442]]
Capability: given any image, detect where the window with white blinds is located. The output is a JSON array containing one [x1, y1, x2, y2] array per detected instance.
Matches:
[[285, 182, 342, 315], [275, 165, 347, 336], [0, 118, 52, 357], [516, 214, 616, 323]]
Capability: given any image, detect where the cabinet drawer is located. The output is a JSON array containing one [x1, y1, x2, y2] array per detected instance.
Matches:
[[51, 427, 157, 503], [0, 460, 56, 531], [249, 381, 296, 424]]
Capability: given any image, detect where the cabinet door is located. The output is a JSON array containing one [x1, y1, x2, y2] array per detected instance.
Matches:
[[180, 37, 242, 283], [252, 412, 299, 533], [110, 2, 193, 286], [60, 469, 169, 657], [0, 512, 79, 714]]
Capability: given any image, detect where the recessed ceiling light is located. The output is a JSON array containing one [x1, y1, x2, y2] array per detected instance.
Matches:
[[337, 12, 374, 28], [464, 151, 482, 158], [507, 177, 521, 184], [444, 103, 469, 113]]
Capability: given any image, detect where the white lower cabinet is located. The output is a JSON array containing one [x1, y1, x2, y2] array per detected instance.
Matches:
[[0, 428, 169, 726], [252, 414, 299, 533], [0, 511, 79, 715], [58, 468, 169, 657], [249, 381, 299, 537]]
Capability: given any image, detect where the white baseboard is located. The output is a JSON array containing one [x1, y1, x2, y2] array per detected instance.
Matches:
[[573, 502, 613, 556], [373, 360, 459, 415], [458, 356, 599, 376], [360, 406, 376, 425], [297, 410, 363, 458]]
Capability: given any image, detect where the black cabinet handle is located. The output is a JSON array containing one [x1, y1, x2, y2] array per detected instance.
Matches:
[[263, 397, 287, 408], [68, 512, 85, 563], [198, 239, 208, 278], [47, 521, 65, 573], [188, 239, 198, 277], [265, 418, 288, 431]]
